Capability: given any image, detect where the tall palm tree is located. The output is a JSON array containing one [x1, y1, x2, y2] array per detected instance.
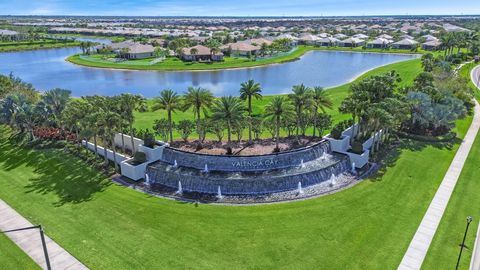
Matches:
[[117, 94, 146, 154], [183, 87, 214, 140], [264, 96, 295, 151], [239, 80, 262, 143], [211, 96, 246, 143], [288, 84, 313, 139], [152, 89, 182, 143], [311, 86, 333, 137]]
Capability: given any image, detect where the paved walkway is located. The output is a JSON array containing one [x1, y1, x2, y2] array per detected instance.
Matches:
[[0, 199, 89, 270], [398, 100, 480, 270], [469, 64, 480, 270]]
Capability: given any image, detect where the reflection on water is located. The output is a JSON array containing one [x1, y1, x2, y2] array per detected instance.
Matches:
[[0, 46, 418, 97]]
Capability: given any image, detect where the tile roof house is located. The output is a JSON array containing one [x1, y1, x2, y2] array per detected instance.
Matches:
[[339, 37, 365, 47], [422, 40, 442, 51], [119, 43, 155, 59], [391, 38, 419, 49], [298, 34, 320, 45], [317, 37, 340, 47], [181, 45, 223, 61], [220, 42, 260, 56], [367, 38, 393, 48]]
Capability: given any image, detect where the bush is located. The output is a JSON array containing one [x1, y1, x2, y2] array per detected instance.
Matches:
[[351, 141, 364, 154], [331, 127, 343, 139], [142, 130, 156, 148], [131, 152, 147, 165]]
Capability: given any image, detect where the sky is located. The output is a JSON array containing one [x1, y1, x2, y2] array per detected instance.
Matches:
[[1, 0, 479, 16]]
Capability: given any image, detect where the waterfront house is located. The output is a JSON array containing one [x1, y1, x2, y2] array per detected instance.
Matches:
[[317, 37, 340, 47], [220, 42, 260, 56], [391, 38, 419, 49], [353, 33, 369, 39], [366, 38, 393, 48], [339, 37, 365, 47], [298, 34, 320, 45], [119, 43, 155, 59], [181, 45, 224, 61], [422, 40, 442, 51]]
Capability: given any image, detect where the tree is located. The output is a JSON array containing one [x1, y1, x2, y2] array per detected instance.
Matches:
[[289, 84, 313, 139], [421, 53, 435, 72], [117, 94, 146, 154], [210, 96, 246, 143], [183, 87, 214, 141], [239, 79, 262, 143], [41, 88, 72, 125], [152, 89, 182, 143], [264, 96, 295, 151], [313, 113, 332, 137], [153, 118, 170, 142], [311, 86, 333, 137], [176, 120, 195, 142]]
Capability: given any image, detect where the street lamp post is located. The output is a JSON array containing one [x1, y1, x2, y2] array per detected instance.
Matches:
[[456, 216, 473, 270], [1, 225, 51, 270]]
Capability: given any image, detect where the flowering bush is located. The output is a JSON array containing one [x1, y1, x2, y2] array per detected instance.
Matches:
[[33, 126, 76, 142]]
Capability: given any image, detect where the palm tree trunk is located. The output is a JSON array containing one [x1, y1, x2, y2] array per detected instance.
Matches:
[[103, 136, 108, 167], [248, 96, 252, 143], [197, 109, 201, 141], [121, 129, 126, 154], [227, 121, 231, 143], [276, 116, 280, 150], [111, 136, 118, 172], [312, 108, 317, 137], [129, 123, 135, 154], [168, 110, 173, 143], [94, 134, 99, 158]]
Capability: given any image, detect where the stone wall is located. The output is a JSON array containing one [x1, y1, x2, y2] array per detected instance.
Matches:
[[147, 154, 351, 195], [160, 140, 331, 172]]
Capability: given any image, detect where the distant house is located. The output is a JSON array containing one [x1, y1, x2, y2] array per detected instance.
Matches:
[[274, 34, 298, 46], [119, 43, 155, 59], [220, 42, 260, 57], [353, 33, 369, 39], [339, 37, 365, 47], [333, 33, 348, 39], [378, 34, 393, 40], [422, 35, 438, 42], [181, 45, 223, 61], [391, 38, 419, 49], [317, 37, 340, 47], [366, 38, 393, 48], [422, 40, 442, 51], [298, 34, 320, 45]]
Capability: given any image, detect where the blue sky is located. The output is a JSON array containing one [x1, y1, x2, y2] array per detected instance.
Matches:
[[1, 0, 479, 16]]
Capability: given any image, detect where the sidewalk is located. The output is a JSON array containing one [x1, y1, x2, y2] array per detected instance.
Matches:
[[0, 199, 89, 270], [398, 100, 480, 270]]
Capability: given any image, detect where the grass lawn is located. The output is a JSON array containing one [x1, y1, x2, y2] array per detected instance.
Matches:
[[0, 108, 472, 269], [0, 39, 81, 52], [133, 58, 422, 140], [421, 66, 480, 270], [0, 233, 40, 269]]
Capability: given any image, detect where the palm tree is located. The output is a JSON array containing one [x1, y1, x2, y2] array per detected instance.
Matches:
[[183, 87, 214, 141], [152, 89, 182, 143], [210, 96, 246, 143], [117, 94, 146, 154], [239, 80, 262, 143], [264, 96, 295, 151], [288, 84, 313, 139], [42, 88, 72, 125], [311, 86, 333, 137]]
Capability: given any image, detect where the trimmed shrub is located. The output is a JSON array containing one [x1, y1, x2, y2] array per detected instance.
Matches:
[[132, 152, 147, 165], [351, 141, 364, 154]]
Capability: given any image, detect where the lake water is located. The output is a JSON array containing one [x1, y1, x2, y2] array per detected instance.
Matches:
[[0, 45, 418, 97]]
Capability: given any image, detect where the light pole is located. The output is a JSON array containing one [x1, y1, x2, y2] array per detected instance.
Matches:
[[1, 225, 51, 270], [456, 216, 473, 270]]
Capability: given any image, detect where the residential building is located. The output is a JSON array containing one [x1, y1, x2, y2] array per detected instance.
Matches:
[[366, 38, 393, 48], [391, 38, 419, 49], [339, 37, 365, 47], [181, 45, 223, 61]]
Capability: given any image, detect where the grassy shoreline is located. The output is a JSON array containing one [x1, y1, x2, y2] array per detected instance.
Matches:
[[67, 45, 424, 71], [0, 40, 81, 52]]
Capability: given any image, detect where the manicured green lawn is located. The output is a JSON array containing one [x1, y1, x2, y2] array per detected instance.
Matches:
[[0, 233, 40, 269], [0, 110, 472, 269], [422, 67, 480, 270], [133, 58, 422, 140]]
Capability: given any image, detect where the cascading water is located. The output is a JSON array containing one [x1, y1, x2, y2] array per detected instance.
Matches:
[[217, 186, 223, 199], [329, 173, 336, 187], [145, 174, 151, 187], [176, 181, 183, 194], [300, 159, 305, 168], [173, 160, 178, 168], [351, 162, 356, 174], [202, 164, 209, 173], [297, 182, 304, 194]]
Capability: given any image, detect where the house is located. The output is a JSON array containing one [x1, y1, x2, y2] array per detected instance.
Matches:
[[339, 37, 365, 47], [422, 35, 438, 42], [333, 33, 348, 39], [245, 38, 273, 47], [422, 40, 442, 51], [275, 34, 298, 46], [391, 38, 419, 49], [317, 37, 340, 47], [220, 42, 260, 56], [298, 34, 320, 45], [181, 45, 224, 61], [366, 38, 393, 48], [353, 33, 369, 39], [119, 43, 155, 59], [378, 34, 393, 40]]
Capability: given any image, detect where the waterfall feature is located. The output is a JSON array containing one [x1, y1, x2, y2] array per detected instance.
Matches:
[[297, 182, 304, 194], [217, 186, 223, 199], [176, 181, 183, 194]]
